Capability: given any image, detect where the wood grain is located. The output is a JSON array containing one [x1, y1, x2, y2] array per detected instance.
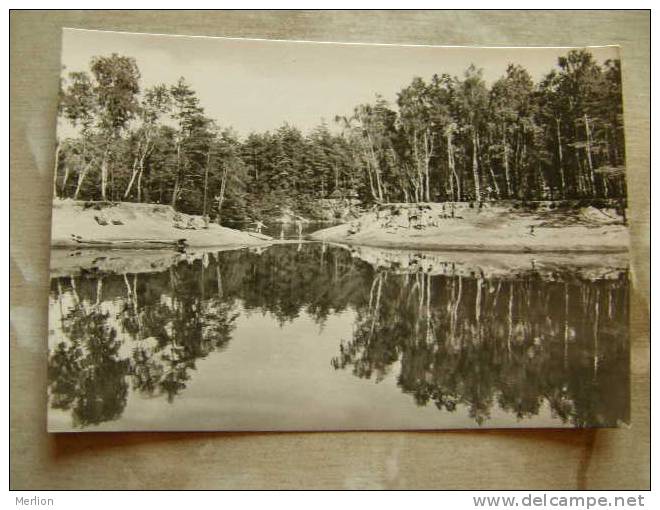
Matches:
[[10, 10, 649, 489]]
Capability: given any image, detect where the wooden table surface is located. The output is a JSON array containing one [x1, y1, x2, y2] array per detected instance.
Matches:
[[9, 10, 650, 489]]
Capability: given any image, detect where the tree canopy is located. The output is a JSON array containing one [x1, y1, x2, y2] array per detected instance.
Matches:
[[54, 49, 627, 224]]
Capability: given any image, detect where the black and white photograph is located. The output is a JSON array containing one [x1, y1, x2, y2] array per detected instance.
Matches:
[[47, 28, 630, 432]]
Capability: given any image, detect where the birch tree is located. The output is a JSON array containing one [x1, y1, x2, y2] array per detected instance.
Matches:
[[398, 77, 435, 202], [90, 54, 141, 201], [124, 84, 171, 201], [60, 71, 97, 199], [457, 65, 489, 203]]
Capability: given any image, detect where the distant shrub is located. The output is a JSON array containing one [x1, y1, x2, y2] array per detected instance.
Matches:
[[574, 198, 607, 209], [83, 201, 102, 211]]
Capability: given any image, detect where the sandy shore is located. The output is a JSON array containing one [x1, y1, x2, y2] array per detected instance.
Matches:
[[311, 202, 630, 253], [50, 199, 272, 248]]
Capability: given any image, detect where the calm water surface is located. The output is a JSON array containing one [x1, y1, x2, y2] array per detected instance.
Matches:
[[224, 220, 337, 240], [47, 243, 629, 431]]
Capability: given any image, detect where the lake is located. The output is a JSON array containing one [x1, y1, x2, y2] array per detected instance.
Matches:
[[47, 243, 630, 431]]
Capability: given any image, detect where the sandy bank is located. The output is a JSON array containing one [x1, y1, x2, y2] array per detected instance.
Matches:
[[50, 199, 272, 248], [311, 202, 629, 254]]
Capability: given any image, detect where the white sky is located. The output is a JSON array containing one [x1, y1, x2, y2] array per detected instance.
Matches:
[[60, 28, 620, 137]]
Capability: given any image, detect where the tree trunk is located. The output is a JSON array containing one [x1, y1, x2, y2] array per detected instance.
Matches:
[[423, 129, 432, 202], [73, 169, 86, 200], [216, 165, 228, 224], [538, 162, 547, 200], [576, 153, 585, 196], [502, 125, 512, 197], [365, 161, 378, 202], [124, 145, 141, 199], [514, 130, 521, 193], [171, 142, 182, 207], [100, 146, 110, 201], [519, 128, 527, 198], [446, 130, 460, 202], [472, 129, 481, 202], [137, 139, 152, 203], [584, 114, 596, 195], [488, 163, 501, 200], [73, 158, 94, 200], [253, 148, 259, 183], [136, 162, 144, 203], [52, 141, 61, 199], [555, 117, 566, 198], [412, 130, 423, 203], [365, 131, 383, 201], [95, 278, 103, 307], [202, 149, 211, 218], [171, 178, 180, 207], [480, 133, 500, 199], [110, 161, 115, 202], [402, 186, 410, 204], [446, 133, 454, 202], [62, 165, 70, 194]]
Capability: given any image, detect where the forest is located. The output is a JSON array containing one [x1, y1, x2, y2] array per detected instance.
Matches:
[[53, 49, 626, 225]]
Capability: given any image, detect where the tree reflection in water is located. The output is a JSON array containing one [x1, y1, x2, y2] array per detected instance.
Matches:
[[48, 279, 130, 427], [48, 243, 629, 428], [333, 268, 629, 427]]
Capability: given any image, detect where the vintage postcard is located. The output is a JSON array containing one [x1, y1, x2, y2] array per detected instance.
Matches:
[[48, 29, 629, 431]]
